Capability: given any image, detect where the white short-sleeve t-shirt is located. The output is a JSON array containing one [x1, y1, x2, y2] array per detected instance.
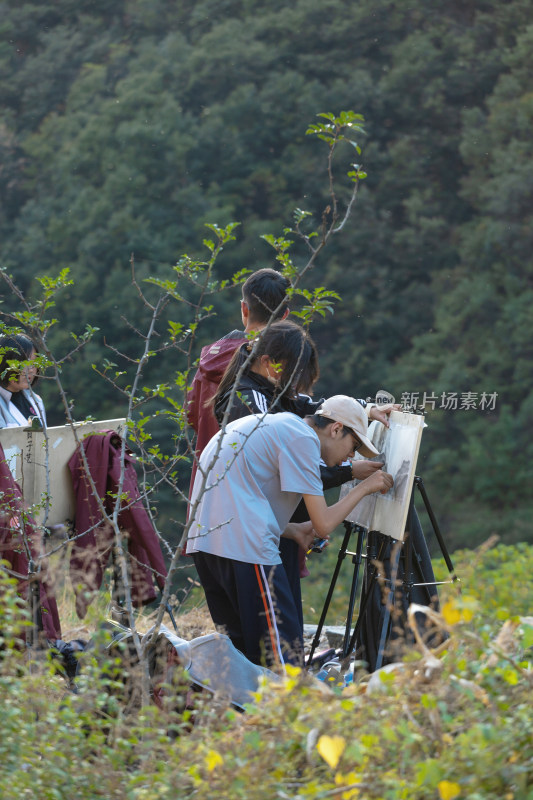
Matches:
[[186, 412, 323, 565]]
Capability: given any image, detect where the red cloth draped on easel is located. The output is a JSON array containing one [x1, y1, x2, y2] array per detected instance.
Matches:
[[68, 431, 168, 618], [0, 443, 61, 640]]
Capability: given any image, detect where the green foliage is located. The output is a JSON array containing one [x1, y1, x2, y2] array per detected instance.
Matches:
[[0, 566, 31, 649], [302, 539, 533, 633], [306, 110, 365, 150], [388, 14, 533, 545], [0, 0, 531, 552], [0, 2, 531, 790], [1, 546, 533, 799], [435, 542, 533, 622]]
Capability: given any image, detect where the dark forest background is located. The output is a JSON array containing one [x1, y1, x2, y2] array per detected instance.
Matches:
[[1, 0, 532, 552]]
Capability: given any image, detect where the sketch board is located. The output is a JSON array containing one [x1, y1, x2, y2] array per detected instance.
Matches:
[[0, 419, 126, 526], [339, 410, 425, 542]]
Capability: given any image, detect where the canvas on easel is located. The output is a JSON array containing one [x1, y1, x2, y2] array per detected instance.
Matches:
[[0, 418, 126, 526], [339, 409, 426, 541]]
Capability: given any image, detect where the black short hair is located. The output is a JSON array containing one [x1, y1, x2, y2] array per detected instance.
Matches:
[[242, 268, 290, 324], [0, 334, 39, 388]]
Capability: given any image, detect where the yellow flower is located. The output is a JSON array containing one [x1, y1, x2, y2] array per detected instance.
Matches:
[[285, 663, 301, 678], [442, 596, 477, 625], [205, 750, 223, 772], [335, 771, 361, 798], [438, 779, 461, 799], [441, 601, 462, 626], [317, 735, 346, 769]]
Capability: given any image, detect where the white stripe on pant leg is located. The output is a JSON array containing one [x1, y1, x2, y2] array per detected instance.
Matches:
[[259, 564, 285, 666]]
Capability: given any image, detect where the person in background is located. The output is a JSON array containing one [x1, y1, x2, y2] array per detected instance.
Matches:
[[186, 268, 290, 489], [0, 333, 61, 641], [0, 334, 46, 429], [212, 319, 319, 424]]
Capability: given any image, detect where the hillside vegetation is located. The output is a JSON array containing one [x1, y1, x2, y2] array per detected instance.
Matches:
[[1, 5, 531, 794], [0, 0, 531, 549]]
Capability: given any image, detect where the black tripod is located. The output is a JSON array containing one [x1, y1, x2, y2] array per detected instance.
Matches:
[[306, 476, 458, 671]]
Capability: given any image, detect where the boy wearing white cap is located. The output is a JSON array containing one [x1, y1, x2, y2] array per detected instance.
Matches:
[[186, 395, 393, 668]]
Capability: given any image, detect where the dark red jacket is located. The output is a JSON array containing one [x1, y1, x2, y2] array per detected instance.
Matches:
[[68, 431, 168, 618], [187, 330, 245, 453], [0, 443, 61, 640], [186, 331, 244, 496]]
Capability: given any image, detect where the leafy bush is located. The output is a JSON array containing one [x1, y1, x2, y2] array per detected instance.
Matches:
[[434, 541, 533, 621], [1, 545, 532, 799]]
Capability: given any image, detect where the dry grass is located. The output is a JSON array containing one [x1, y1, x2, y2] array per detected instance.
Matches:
[[46, 544, 213, 643]]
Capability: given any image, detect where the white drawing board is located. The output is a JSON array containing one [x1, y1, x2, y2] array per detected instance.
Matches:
[[339, 409, 425, 542], [0, 418, 126, 525]]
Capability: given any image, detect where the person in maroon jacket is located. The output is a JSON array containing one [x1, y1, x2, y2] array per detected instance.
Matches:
[[186, 268, 290, 493], [0, 442, 62, 642]]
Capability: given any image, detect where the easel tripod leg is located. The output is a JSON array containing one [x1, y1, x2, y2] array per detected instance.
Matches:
[[342, 525, 366, 657], [306, 520, 353, 666], [414, 476, 458, 583], [374, 539, 403, 671], [343, 533, 387, 661]]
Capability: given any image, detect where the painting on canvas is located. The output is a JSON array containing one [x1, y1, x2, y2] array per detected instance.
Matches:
[[340, 409, 425, 542]]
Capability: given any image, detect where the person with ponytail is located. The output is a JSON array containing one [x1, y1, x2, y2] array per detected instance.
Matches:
[[213, 319, 319, 424]]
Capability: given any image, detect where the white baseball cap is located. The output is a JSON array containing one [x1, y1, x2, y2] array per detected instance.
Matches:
[[315, 395, 379, 459]]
